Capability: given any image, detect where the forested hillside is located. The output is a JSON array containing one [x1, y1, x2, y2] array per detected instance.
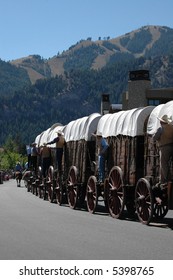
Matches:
[[0, 59, 30, 95], [0, 25, 173, 145]]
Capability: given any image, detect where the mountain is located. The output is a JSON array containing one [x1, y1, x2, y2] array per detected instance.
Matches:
[[10, 25, 173, 84], [0, 25, 173, 146]]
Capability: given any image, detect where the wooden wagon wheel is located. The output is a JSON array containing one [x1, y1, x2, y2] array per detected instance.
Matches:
[[67, 166, 78, 209], [86, 175, 98, 213], [153, 188, 168, 219], [30, 174, 35, 194], [31, 176, 36, 194], [35, 166, 43, 196], [47, 166, 54, 203], [23, 171, 32, 192], [107, 166, 125, 218], [27, 172, 34, 192], [55, 174, 64, 205], [103, 178, 109, 211], [37, 166, 43, 198], [42, 177, 47, 200], [135, 178, 154, 225], [22, 170, 31, 188]]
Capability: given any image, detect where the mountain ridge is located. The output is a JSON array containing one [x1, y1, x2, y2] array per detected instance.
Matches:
[[10, 25, 173, 84]]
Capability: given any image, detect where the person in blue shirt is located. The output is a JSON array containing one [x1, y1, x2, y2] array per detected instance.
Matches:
[[31, 143, 38, 173], [15, 162, 22, 172], [95, 132, 109, 183], [15, 162, 22, 187]]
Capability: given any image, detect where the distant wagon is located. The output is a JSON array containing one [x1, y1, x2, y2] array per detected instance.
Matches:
[[36, 123, 64, 200], [41, 113, 101, 207]]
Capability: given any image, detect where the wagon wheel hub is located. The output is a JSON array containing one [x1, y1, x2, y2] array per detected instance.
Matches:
[[137, 194, 145, 201], [110, 186, 118, 191]]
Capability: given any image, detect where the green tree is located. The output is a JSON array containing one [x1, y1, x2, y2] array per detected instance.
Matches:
[[0, 136, 27, 170]]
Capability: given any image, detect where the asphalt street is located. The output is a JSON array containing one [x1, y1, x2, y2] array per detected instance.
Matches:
[[0, 179, 173, 260]]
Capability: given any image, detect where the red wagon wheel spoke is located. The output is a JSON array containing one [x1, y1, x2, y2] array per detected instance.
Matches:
[[135, 178, 153, 225], [86, 176, 98, 213], [107, 166, 125, 219]]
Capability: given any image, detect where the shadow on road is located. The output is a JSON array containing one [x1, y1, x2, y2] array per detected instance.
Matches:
[[121, 211, 173, 230], [23, 184, 173, 230]]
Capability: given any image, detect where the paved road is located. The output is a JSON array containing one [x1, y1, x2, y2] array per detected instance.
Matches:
[[0, 179, 173, 260]]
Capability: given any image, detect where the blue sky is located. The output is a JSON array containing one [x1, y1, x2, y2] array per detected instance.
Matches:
[[0, 0, 173, 61]]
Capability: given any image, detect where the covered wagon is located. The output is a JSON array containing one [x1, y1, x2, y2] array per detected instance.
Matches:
[[38, 123, 65, 201], [86, 106, 155, 218], [62, 113, 101, 208], [136, 101, 173, 224]]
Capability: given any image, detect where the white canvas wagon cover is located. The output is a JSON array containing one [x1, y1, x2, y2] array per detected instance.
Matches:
[[64, 113, 101, 142], [35, 132, 44, 147], [34, 123, 63, 148], [97, 106, 154, 137], [46, 124, 65, 148], [38, 127, 52, 147], [147, 101, 173, 135]]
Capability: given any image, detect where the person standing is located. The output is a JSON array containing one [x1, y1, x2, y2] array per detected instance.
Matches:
[[93, 131, 109, 183], [47, 131, 65, 173], [153, 114, 173, 187], [40, 143, 51, 177], [31, 143, 38, 174]]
